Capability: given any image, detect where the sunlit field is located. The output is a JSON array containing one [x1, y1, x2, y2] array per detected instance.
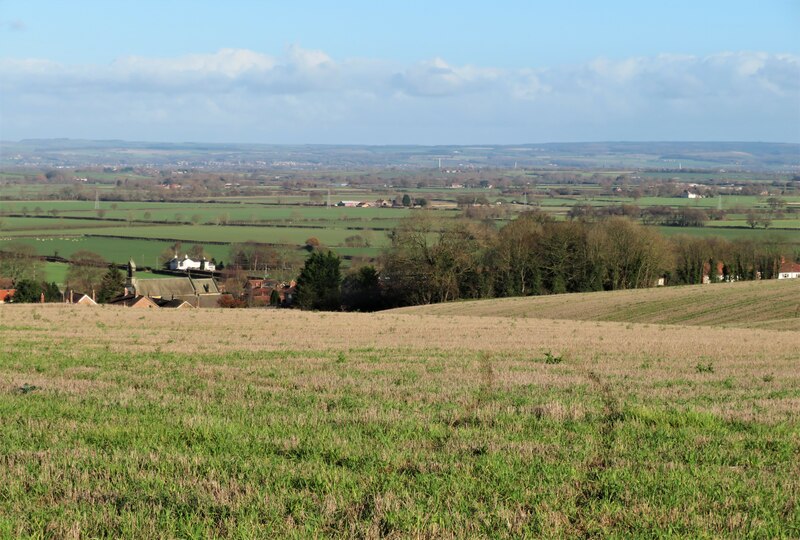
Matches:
[[1, 301, 798, 537]]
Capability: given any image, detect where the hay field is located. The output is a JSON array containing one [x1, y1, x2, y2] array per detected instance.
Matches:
[[391, 279, 800, 330], [1, 304, 798, 537]]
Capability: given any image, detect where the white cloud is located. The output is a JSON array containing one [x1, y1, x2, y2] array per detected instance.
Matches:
[[392, 57, 503, 97], [0, 48, 797, 143]]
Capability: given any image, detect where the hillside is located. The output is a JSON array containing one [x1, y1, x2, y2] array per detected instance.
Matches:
[[1, 305, 798, 537], [389, 279, 800, 330]]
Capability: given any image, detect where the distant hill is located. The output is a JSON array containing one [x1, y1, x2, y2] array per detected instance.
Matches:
[[1, 139, 798, 170], [389, 279, 800, 330]]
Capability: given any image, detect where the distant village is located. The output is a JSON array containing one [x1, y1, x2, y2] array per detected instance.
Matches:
[[0, 253, 296, 309]]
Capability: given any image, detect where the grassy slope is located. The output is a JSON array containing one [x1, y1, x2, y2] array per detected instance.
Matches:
[[390, 279, 800, 330], [0, 306, 798, 537]]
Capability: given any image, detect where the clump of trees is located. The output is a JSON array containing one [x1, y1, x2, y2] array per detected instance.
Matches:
[[293, 212, 792, 312], [7, 280, 61, 303], [0, 242, 42, 283], [65, 250, 107, 295]]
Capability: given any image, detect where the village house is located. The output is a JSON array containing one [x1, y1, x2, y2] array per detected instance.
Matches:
[[778, 261, 800, 279], [65, 290, 97, 306], [156, 298, 195, 309], [680, 190, 702, 199], [245, 279, 296, 306], [167, 254, 216, 272], [108, 294, 159, 308], [702, 261, 726, 284]]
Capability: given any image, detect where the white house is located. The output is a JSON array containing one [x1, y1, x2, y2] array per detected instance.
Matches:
[[778, 261, 800, 279], [168, 254, 215, 272], [680, 190, 702, 199]]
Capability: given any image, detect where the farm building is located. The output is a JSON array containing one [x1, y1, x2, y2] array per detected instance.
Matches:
[[778, 261, 800, 279], [0, 289, 15, 303], [167, 254, 216, 272], [124, 260, 221, 307], [680, 190, 702, 199]]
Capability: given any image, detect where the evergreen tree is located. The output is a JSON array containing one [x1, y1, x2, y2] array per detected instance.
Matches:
[[97, 265, 126, 303], [295, 251, 342, 310], [10, 279, 41, 303], [43, 282, 61, 302]]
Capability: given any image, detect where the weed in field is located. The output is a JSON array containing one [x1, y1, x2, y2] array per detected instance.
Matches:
[[695, 362, 715, 374], [15, 383, 38, 394], [543, 351, 563, 364], [762, 374, 774, 383]]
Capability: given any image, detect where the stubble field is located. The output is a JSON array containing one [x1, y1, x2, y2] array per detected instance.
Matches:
[[1, 303, 798, 537]]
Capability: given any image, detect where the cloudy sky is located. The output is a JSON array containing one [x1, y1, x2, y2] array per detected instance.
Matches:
[[0, 0, 798, 144]]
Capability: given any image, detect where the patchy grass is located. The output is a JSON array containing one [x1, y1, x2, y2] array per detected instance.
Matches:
[[0, 305, 798, 537], [391, 279, 800, 330]]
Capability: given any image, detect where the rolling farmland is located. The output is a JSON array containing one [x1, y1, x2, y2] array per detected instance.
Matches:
[[390, 279, 800, 330], [0, 298, 798, 537]]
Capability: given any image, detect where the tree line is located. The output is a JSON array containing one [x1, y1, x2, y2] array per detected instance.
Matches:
[[294, 212, 794, 311]]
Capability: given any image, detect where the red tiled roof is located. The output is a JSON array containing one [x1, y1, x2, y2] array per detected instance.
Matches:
[[779, 261, 800, 273]]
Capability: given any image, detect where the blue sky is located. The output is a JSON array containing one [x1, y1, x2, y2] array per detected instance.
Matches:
[[1, 0, 798, 144]]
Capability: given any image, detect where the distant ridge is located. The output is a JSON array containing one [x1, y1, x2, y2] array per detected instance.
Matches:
[[2, 139, 798, 170]]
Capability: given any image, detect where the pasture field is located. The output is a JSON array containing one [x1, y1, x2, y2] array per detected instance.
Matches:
[[391, 279, 800, 331], [1, 224, 390, 247], [0, 303, 798, 537], [657, 225, 800, 243], [1, 200, 413, 225], [37, 262, 173, 286], [0, 237, 230, 269]]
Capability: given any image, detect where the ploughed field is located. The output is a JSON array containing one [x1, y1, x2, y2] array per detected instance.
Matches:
[[391, 279, 800, 331], [1, 303, 798, 537]]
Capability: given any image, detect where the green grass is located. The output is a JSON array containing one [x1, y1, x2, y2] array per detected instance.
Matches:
[[39, 262, 172, 286], [0, 237, 232, 268], [657, 226, 800, 243], [1, 224, 389, 249], [0, 345, 797, 537]]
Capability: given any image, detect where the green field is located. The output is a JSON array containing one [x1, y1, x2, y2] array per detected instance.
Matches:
[[657, 225, 800, 243], [38, 262, 172, 286], [3, 186, 799, 276], [0, 301, 797, 537]]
